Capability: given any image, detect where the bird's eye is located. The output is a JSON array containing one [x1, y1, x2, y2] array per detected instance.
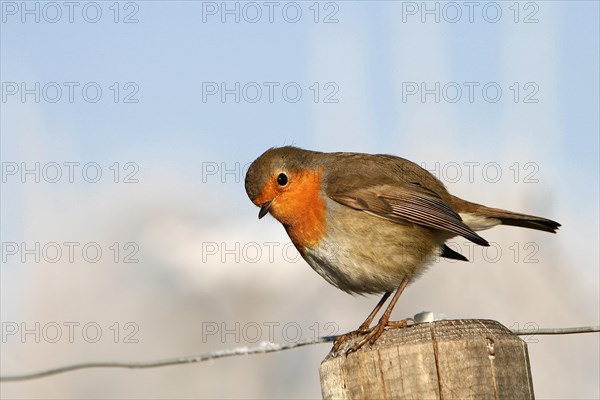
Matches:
[[277, 173, 288, 186]]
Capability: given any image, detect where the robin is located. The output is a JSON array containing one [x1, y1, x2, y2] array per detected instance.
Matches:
[[244, 146, 560, 354]]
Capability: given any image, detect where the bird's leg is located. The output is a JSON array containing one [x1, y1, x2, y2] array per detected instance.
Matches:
[[357, 291, 392, 331], [332, 291, 391, 353], [347, 277, 410, 355]]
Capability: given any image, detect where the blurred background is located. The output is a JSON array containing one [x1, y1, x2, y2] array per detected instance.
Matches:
[[1, 1, 598, 398]]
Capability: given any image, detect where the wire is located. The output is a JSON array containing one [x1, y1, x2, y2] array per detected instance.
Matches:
[[1, 325, 598, 382], [511, 326, 599, 335], [0, 337, 334, 382]]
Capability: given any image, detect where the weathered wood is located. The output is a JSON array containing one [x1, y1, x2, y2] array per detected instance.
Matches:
[[320, 319, 534, 400]]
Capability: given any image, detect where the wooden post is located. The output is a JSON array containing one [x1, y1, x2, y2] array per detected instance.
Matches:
[[320, 319, 534, 400]]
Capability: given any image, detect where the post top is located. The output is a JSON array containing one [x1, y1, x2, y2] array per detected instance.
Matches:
[[325, 318, 520, 360]]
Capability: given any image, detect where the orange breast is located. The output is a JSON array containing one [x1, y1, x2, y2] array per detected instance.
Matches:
[[265, 167, 327, 250]]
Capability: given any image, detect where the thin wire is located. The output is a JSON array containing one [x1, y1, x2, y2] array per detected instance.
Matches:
[[1, 326, 598, 382], [511, 326, 600, 335], [0, 337, 335, 382]]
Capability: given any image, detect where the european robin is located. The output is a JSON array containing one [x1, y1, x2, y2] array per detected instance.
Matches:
[[244, 146, 560, 354]]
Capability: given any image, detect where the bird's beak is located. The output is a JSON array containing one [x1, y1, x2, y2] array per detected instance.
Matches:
[[258, 200, 273, 219]]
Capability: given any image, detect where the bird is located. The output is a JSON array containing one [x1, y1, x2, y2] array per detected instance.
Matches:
[[244, 146, 560, 354]]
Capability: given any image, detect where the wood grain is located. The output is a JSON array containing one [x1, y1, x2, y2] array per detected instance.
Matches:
[[320, 319, 534, 400]]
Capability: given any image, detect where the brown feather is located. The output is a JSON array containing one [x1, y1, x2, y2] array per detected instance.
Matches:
[[329, 183, 489, 246], [451, 196, 561, 233]]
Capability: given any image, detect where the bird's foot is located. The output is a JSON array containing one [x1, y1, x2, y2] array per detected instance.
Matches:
[[332, 323, 374, 354], [345, 318, 414, 356]]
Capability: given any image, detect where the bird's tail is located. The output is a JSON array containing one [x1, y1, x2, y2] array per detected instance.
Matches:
[[451, 196, 561, 233]]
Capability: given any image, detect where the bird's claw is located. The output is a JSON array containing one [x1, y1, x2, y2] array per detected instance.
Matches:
[[334, 318, 414, 356], [332, 326, 374, 354]]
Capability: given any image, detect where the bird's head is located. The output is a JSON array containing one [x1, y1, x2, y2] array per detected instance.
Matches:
[[245, 146, 324, 229]]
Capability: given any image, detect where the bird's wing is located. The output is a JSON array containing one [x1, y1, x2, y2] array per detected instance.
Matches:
[[329, 183, 489, 246]]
